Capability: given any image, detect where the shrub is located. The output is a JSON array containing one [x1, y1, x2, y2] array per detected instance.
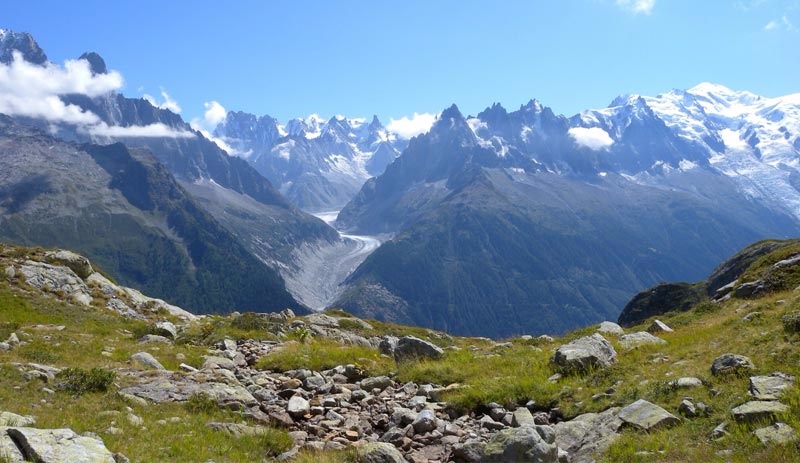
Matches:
[[230, 312, 271, 331], [55, 367, 115, 394], [185, 392, 218, 413], [782, 312, 800, 333]]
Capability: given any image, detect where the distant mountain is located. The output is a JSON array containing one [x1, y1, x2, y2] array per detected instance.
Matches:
[[0, 29, 46, 64], [214, 112, 406, 211], [334, 101, 800, 337], [0, 117, 304, 314]]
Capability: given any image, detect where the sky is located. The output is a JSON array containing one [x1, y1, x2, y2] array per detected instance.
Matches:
[[3, 0, 799, 135]]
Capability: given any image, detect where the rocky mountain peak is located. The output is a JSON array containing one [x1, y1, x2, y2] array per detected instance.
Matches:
[[0, 28, 47, 65], [78, 51, 108, 75]]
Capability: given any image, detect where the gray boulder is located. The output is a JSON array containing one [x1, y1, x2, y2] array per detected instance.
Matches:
[[754, 422, 797, 445], [597, 321, 624, 336], [131, 352, 165, 370], [19, 261, 92, 306], [619, 332, 666, 349], [711, 354, 754, 376], [357, 442, 406, 463], [512, 407, 536, 427], [749, 373, 795, 400], [482, 425, 559, 462], [731, 401, 789, 423], [618, 399, 680, 431], [647, 319, 673, 333], [120, 377, 257, 410], [361, 376, 393, 391], [669, 377, 703, 389], [7, 427, 115, 463], [44, 250, 94, 279], [554, 408, 622, 463], [412, 409, 438, 434], [0, 428, 25, 462], [552, 334, 617, 373], [378, 336, 399, 357], [394, 336, 443, 362], [287, 396, 310, 418], [155, 321, 178, 339]]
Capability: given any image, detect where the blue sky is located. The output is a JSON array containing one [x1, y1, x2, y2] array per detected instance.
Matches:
[[3, 0, 799, 130]]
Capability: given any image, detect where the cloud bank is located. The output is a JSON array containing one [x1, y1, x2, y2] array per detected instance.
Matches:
[[0, 52, 192, 138], [386, 112, 437, 139], [190, 100, 244, 154], [143, 88, 182, 114], [568, 127, 615, 150]]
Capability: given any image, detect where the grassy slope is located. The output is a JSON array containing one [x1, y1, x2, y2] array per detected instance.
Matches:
[[2, 243, 800, 462]]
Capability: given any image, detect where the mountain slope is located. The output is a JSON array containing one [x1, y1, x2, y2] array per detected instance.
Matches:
[[0, 117, 302, 314], [334, 105, 800, 337]]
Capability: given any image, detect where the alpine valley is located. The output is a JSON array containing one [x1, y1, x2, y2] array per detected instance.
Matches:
[[2, 29, 800, 338]]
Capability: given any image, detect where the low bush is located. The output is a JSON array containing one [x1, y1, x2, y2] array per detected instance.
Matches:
[[55, 367, 115, 394]]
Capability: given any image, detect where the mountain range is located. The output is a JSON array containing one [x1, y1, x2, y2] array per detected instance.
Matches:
[[1, 27, 800, 337]]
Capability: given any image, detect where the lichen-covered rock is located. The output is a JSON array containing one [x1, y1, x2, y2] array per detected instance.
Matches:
[[0, 411, 36, 427], [554, 408, 622, 463], [619, 332, 666, 349], [482, 425, 559, 462], [597, 321, 624, 336], [44, 250, 94, 279], [618, 399, 680, 431], [711, 354, 754, 376], [7, 427, 115, 463], [394, 336, 443, 362], [131, 352, 165, 371], [19, 261, 92, 306], [750, 373, 795, 400], [120, 377, 257, 410], [731, 401, 789, 423], [357, 442, 406, 463], [647, 319, 673, 333], [754, 422, 797, 446], [552, 334, 617, 373]]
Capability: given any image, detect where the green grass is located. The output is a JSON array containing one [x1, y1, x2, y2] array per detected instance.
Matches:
[[256, 338, 393, 375]]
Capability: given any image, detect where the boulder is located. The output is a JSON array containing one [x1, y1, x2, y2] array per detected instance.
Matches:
[[749, 373, 795, 400], [412, 409, 438, 434], [120, 378, 258, 410], [394, 336, 443, 362], [482, 425, 559, 462], [597, 321, 624, 336], [619, 332, 666, 349], [287, 396, 310, 418], [552, 334, 617, 374], [618, 399, 680, 431], [0, 411, 36, 427], [754, 422, 797, 446], [711, 354, 754, 376], [361, 376, 393, 392], [512, 407, 536, 427], [0, 428, 25, 462], [669, 377, 703, 389], [7, 427, 115, 463], [131, 352, 165, 370], [155, 321, 178, 339], [731, 401, 788, 423], [19, 261, 92, 306], [44, 250, 94, 279], [647, 320, 673, 333], [554, 408, 622, 463], [378, 336, 399, 357], [357, 442, 406, 463]]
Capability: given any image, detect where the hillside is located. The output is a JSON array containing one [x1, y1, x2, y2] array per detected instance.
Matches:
[[1, 242, 800, 462]]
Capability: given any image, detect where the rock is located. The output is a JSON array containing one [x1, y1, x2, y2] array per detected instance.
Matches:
[[361, 376, 393, 391], [554, 408, 622, 463], [394, 336, 443, 362], [750, 373, 795, 400], [202, 356, 236, 371], [711, 354, 754, 376], [44, 250, 94, 279], [287, 396, 310, 418], [512, 407, 536, 427], [669, 377, 703, 389], [4, 265, 15, 280], [412, 409, 438, 434], [0, 411, 36, 427], [618, 399, 680, 431], [710, 422, 729, 439], [597, 321, 624, 336], [155, 321, 178, 339], [647, 319, 673, 333], [357, 442, 406, 463], [6, 333, 20, 346], [120, 378, 258, 410], [453, 439, 485, 463], [138, 335, 172, 345], [19, 261, 93, 306], [131, 352, 165, 370], [127, 414, 143, 426], [206, 422, 269, 437], [733, 280, 764, 298], [0, 342, 10, 351], [754, 422, 797, 446], [378, 336, 398, 357], [482, 425, 559, 462], [7, 427, 115, 463], [678, 399, 697, 418], [619, 332, 666, 349], [552, 334, 617, 373], [731, 401, 789, 423]]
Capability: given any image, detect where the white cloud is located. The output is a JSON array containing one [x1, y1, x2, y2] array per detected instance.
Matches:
[[765, 20, 779, 30], [189, 100, 244, 154], [764, 14, 795, 32], [203, 101, 227, 126], [0, 52, 191, 138], [386, 112, 437, 139], [568, 127, 615, 150], [143, 88, 182, 114], [88, 122, 194, 138], [615, 0, 655, 15]]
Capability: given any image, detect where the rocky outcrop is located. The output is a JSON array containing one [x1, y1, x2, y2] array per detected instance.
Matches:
[[731, 401, 789, 423], [711, 354, 754, 376], [749, 373, 795, 400], [43, 250, 94, 279], [554, 408, 622, 463], [393, 336, 444, 362], [6, 427, 115, 463], [481, 425, 559, 462], [617, 399, 680, 431], [619, 332, 666, 350], [552, 334, 617, 373], [618, 282, 706, 326]]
